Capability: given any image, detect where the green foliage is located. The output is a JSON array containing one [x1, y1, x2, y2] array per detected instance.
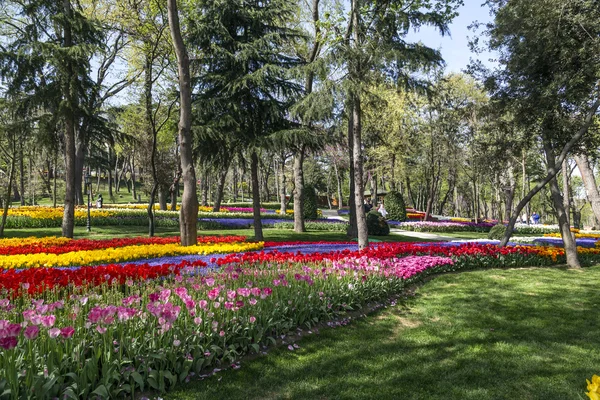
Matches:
[[385, 191, 407, 222], [488, 224, 507, 240], [302, 185, 319, 220], [367, 211, 390, 236], [273, 221, 348, 232]]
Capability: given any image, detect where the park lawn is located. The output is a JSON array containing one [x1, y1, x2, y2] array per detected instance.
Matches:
[[0, 227, 438, 242], [165, 266, 600, 400]]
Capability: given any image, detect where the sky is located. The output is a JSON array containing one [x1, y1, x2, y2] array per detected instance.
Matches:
[[406, 0, 498, 73]]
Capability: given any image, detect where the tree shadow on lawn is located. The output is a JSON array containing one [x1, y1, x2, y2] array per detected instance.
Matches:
[[166, 267, 600, 400]]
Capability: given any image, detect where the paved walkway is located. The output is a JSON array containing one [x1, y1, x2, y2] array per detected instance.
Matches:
[[389, 228, 455, 241], [321, 209, 347, 221]]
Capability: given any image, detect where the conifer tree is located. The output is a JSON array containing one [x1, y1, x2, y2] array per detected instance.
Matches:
[[189, 0, 304, 240]]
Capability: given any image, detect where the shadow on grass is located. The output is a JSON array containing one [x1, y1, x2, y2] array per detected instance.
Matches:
[[166, 267, 600, 400]]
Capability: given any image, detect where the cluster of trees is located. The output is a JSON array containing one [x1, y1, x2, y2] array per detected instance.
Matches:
[[0, 0, 599, 266]]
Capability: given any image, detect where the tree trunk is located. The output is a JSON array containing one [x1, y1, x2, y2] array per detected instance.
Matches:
[[544, 140, 579, 268], [346, 103, 357, 238], [61, 0, 76, 238], [562, 159, 571, 226], [574, 154, 600, 226], [279, 155, 287, 214], [75, 135, 85, 205], [131, 156, 137, 201], [168, 0, 199, 246], [145, 52, 158, 237], [158, 188, 168, 210], [213, 162, 230, 212], [201, 174, 209, 206], [352, 95, 368, 249], [0, 139, 16, 237], [334, 162, 343, 209], [107, 168, 112, 200], [53, 157, 58, 208], [293, 146, 306, 232], [19, 142, 24, 206], [251, 150, 264, 241]]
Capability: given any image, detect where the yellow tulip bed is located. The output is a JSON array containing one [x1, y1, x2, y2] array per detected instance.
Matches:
[[0, 241, 264, 270]]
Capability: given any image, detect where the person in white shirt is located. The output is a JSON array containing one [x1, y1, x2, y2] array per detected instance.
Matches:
[[377, 202, 388, 218]]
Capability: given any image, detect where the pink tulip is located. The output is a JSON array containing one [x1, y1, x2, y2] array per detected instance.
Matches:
[[48, 328, 61, 338], [60, 327, 75, 339], [24, 325, 39, 340]]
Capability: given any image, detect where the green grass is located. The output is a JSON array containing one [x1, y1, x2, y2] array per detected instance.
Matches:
[[0, 226, 436, 242], [166, 266, 600, 400]]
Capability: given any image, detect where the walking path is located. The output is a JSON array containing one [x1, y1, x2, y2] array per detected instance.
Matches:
[[389, 228, 456, 241]]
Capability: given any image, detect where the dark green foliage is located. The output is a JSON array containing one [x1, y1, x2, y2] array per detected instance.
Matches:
[[488, 224, 507, 240], [385, 191, 407, 222], [273, 221, 348, 232], [302, 185, 319, 220], [367, 211, 390, 236]]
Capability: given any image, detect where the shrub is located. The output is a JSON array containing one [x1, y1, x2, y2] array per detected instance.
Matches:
[[303, 184, 319, 220], [367, 211, 390, 236], [385, 191, 407, 222], [488, 224, 507, 240]]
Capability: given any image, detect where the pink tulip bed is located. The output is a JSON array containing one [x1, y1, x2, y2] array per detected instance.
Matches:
[[0, 237, 590, 399]]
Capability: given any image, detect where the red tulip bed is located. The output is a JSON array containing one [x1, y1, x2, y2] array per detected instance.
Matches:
[[0, 236, 597, 399]]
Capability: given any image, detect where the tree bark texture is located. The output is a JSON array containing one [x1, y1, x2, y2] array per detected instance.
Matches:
[[168, 0, 199, 246], [279, 156, 287, 215], [352, 96, 368, 249], [293, 147, 306, 232], [145, 53, 159, 237], [251, 150, 264, 241], [574, 154, 600, 227], [213, 162, 230, 212], [61, 0, 76, 238], [544, 140, 580, 268]]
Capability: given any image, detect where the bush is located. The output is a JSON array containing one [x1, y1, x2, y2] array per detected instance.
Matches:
[[303, 184, 319, 220], [367, 211, 390, 236], [385, 191, 407, 222], [488, 224, 507, 240]]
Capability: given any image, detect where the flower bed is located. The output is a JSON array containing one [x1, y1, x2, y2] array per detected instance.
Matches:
[[392, 221, 495, 233], [0, 240, 262, 270], [0, 239, 599, 399], [0, 207, 293, 229]]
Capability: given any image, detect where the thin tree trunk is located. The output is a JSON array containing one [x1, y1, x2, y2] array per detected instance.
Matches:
[[279, 155, 287, 214], [0, 139, 16, 237], [168, 0, 199, 246], [574, 154, 600, 225], [562, 159, 571, 226], [61, 0, 76, 238], [145, 53, 159, 237], [352, 95, 368, 248], [53, 156, 58, 208], [75, 135, 85, 205], [131, 156, 137, 201], [251, 150, 264, 241], [293, 146, 306, 232], [213, 161, 230, 212], [334, 162, 343, 209], [347, 103, 357, 238], [19, 142, 24, 206]]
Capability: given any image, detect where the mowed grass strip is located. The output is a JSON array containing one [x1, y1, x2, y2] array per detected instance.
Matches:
[[166, 266, 600, 400], [1, 226, 439, 242]]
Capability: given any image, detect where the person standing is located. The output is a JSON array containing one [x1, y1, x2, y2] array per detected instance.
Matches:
[[377, 202, 388, 218]]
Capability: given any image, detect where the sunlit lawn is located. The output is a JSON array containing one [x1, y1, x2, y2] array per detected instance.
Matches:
[[1, 226, 440, 242], [166, 266, 600, 400]]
